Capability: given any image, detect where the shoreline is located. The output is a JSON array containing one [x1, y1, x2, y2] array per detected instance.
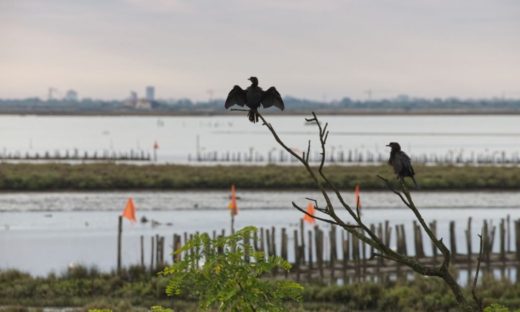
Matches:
[[1, 163, 520, 191], [2, 109, 520, 117]]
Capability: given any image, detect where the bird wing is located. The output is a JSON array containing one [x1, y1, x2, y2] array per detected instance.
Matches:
[[400, 152, 415, 175], [261, 87, 284, 110], [224, 85, 247, 109], [390, 155, 403, 174]]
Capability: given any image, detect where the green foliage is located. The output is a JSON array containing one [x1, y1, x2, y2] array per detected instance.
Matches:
[[1, 163, 520, 191], [3, 266, 520, 311], [161, 226, 303, 311], [150, 306, 174, 312], [485, 303, 510, 312]]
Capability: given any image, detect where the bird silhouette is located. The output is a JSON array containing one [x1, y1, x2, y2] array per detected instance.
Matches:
[[387, 142, 418, 187], [224, 77, 284, 123]]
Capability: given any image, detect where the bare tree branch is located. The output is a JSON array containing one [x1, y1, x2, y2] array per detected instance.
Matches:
[[377, 175, 410, 207], [291, 202, 338, 226], [256, 111, 476, 311]]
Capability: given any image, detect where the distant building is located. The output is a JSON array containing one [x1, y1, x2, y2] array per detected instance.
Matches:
[[125, 91, 139, 107], [146, 86, 155, 102], [136, 99, 152, 110], [65, 89, 78, 101]]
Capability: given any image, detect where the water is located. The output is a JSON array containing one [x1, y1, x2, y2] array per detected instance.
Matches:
[[1, 190, 519, 276], [1, 115, 520, 163]]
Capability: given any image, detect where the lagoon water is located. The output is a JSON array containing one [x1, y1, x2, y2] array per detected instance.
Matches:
[[1, 114, 520, 275], [1, 190, 519, 276], [1, 114, 520, 163]]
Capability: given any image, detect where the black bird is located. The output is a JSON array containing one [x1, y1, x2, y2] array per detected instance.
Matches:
[[387, 142, 418, 187], [224, 77, 284, 123]]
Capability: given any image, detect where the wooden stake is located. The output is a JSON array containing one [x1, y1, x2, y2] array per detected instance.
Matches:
[[140, 235, 144, 268], [449, 221, 457, 261], [117, 216, 122, 273]]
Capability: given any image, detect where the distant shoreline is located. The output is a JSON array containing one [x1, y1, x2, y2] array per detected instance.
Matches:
[[1, 163, 520, 191], [2, 109, 520, 116]]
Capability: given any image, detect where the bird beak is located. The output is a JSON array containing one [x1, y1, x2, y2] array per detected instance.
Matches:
[[248, 77, 252, 81], [386, 144, 390, 147]]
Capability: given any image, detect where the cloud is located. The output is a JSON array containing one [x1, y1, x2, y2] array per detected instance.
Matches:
[[123, 0, 191, 13]]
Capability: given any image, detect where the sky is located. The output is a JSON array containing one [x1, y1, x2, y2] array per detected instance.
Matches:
[[1, 0, 519, 101]]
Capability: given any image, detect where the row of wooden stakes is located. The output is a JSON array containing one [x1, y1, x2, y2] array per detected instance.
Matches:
[[130, 215, 520, 284]]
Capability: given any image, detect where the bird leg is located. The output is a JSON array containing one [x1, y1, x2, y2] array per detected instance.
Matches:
[[248, 109, 259, 123]]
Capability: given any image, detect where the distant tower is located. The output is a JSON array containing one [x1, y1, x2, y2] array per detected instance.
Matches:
[[126, 91, 138, 107], [65, 89, 78, 101], [146, 86, 155, 102], [130, 91, 138, 102], [48, 87, 58, 101]]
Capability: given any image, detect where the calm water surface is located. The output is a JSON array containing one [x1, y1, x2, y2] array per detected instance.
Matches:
[[1, 190, 519, 276], [0, 115, 519, 163]]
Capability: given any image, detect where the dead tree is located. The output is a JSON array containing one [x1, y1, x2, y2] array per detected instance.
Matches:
[[256, 112, 483, 312]]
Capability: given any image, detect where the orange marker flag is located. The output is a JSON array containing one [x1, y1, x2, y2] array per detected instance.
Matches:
[[355, 184, 361, 208], [355, 184, 361, 210], [122, 197, 137, 222], [303, 202, 316, 224], [228, 184, 238, 216]]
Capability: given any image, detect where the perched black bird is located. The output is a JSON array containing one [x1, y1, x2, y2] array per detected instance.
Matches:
[[387, 142, 418, 187], [224, 77, 284, 123]]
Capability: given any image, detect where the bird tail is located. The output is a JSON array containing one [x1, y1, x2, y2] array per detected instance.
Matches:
[[248, 110, 259, 123]]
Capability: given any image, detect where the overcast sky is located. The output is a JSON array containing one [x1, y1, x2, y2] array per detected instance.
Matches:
[[1, 0, 519, 101]]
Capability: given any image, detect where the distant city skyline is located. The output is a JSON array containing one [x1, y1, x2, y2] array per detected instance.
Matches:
[[1, 0, 519, 101]]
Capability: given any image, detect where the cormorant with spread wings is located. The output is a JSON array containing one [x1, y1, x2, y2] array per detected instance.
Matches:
[[224, 77, 284, 123]]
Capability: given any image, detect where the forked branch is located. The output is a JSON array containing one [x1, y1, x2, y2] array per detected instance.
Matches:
[[257, 111, 479, 312]]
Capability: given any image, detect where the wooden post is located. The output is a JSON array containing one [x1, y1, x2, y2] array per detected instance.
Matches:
[[413, 221, 425, 258], [172, 234, 176, 263], [315, 226, 324, 282], [253, 229, 259, 251], [155, 234, 160, 268], [342, 231, 348, 283], [483, 220, 490, 268], [430, 220, 438, 263], [300, 219, 306, 265], [244, 230, 251, 263], [395, 224, 407, 256], [307, 230, 313, 281], [449, 221, 457, 261], [173, 234, 182, 263], [271, 226, 277, 257], [384, 220, 391, 247], [490, 223, 497, 264], [265, 229, 272, 257], [281, 228, 288, 262], [260, 227, 265, 253], [150, 236, 155, 271], [160, 236, 165, 267], [352, 231, 360, 281], [500, 218, 506, 261], [466, 217, 473, 264], [330, 225, 337, 281], [515, 220, 520, 261], [506, 214, 511, 253], [293, 229, 299, 281], [140, 235, 144, 268], [117, 216, 122, 273]]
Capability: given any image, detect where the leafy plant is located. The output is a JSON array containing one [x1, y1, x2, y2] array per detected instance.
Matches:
[[160, 226, 303, 311]]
